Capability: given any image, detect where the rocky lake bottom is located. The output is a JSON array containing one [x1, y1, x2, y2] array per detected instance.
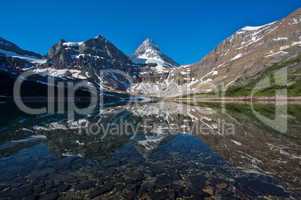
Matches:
[[0, 102, 300, 200]]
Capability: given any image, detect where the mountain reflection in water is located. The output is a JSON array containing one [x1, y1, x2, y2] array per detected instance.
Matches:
[[0, 102, 300, 199]]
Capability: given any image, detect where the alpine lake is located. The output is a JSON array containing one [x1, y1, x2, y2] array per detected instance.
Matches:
[[0, 101, 300, 200]]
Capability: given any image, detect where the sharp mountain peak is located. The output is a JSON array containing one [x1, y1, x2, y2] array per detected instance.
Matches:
[[133, 38, 179, 68]]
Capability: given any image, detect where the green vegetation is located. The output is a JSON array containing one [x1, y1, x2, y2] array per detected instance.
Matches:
[[175, 55, 301, 99], [226, 55, 301, 97]]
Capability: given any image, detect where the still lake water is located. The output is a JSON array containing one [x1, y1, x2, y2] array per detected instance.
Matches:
[[0, 102, 300, 199]]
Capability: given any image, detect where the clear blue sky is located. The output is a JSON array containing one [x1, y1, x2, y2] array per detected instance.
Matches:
[[1, 0, 300, 64]]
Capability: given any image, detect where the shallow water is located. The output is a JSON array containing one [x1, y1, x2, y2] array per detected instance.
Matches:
[[0, 102, 300, 199]]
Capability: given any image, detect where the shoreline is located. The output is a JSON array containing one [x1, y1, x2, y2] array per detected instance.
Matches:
[[172, 96, 301, 104]]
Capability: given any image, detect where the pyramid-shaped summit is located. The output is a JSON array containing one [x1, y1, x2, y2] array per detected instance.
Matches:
[[133, 38, 179, 68]]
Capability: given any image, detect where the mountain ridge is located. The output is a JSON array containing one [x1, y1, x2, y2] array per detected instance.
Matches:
[[0, 8, 300, 97], [129, 7, 301, 97]]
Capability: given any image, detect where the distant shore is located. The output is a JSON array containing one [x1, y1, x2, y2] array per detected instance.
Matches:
[[173, 96, 301, 104]]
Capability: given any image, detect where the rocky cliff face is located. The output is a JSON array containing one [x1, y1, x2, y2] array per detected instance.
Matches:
[[45, 35, 136, 80], [176, 8, 301, 95], [36, 35, 141, 91], [47, 35, 132, 70]]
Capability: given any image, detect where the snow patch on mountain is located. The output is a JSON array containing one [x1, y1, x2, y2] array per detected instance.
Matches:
[[0, 49, 46, 64], [292, 41, 301, 46], [241, 22, 277, 31], [132, 38, 179, 73], [231, 53, 243, 61], [273, 37, 288, 41], [239, 21, 278, 32], [266, 50, 288, 58], [62, 41, 84, 47], [33, 68, 88, 79]]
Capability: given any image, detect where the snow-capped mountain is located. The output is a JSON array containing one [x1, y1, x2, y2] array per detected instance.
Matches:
[[0, 37, 46, 69], [47, 35, 132, 71], [132, 38, 179, 72], [43, 35, 135, 79], [183, 8, 301, 94], [0, 36, 132, 102], [1, 8, 301, 98], [34, 35, 141, 91], [129, 8, 301, 97]]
